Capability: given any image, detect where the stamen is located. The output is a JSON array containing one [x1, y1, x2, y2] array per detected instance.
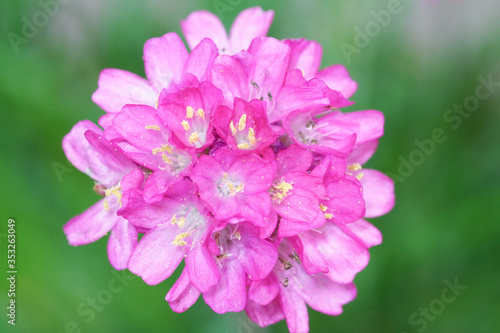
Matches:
[[188, 132, 199, 144], [145, 125, 160, 131], [247, 127, 256, 144], [348, 163, 362, 172], [355, 172, 364, 180], [324, 213, 333, 219], [181, 120, 190, 131], [196, 108, 205, 118], [186, 106, 194, 118], [229, 121, 237, 135], [238, 114, 247, 131], [152, 144, 173, 155], [319, 204, 328, 212], [270, 180, 294, 203], [105, 185, 123, 207]]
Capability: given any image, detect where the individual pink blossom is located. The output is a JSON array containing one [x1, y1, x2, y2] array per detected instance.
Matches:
[[190, 148, 276, 226], [62, 120, 143, 270], [92, 34, 218, 130]]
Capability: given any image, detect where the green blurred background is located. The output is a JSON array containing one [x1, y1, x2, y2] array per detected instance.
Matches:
[[1, 0, 499, 332]]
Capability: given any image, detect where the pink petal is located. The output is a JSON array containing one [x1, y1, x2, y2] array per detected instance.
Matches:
[[186, 243, 220, 293], [229, 7, 274, 54], [245, 298, 285, 328], [301, 223, 369, 283], [203, 262, 247, 314], [107, 219, 138, 270], [338, 219, 382, 248], [112, 104, 168, 151], [143, 32, 188, 91], [92, 69, 157, 114], [165, 268, 201, 313], [280, 286, 309, 333], [128, 224, 187, 285], [348, 140, 379, 165], [181, 10, 229, 52], [344, 110, 384, 144], [323, 175, 365, 225], [247, 37, 290, 104], [275, 144, 313, 176], [183, 38, 219, 81], [62, 120, 101, 175], [285, 39, 322, 79], [238, 226, 278, 280], [83, 130, 136, 187], [359, 169, 395, 218], [316, 64, 358, 99], [63, 199, 119, 246], [295, 274, 357, 316], [248, 274, 280, 305]]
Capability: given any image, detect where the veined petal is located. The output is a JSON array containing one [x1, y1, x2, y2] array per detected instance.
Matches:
[[359, 169, 395, 218], [92, 69, 157, 114], [128, 224, 187, 285], [181, 10, 229, 52], [246, 298, 285, 328], [229, 7, 274, 54], [203, 262, 247, 314], [285, 39, 322, 80], [186, 242, 220, 293], [183, 38, 219, 81], [63, 198, 120, 246], [316, 64, 358, 99], [144, 32, 188, 91], [165, 268, 201, 313], [107, 219, 138, 270]]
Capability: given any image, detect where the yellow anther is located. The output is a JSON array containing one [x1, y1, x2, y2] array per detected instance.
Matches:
[[348, 163, 362, 172], [152, 144, 173, 155], [145, 125, 160, 131], [171, 215, 186, 227], [188, 132, 199, 144], [355, 172, 365, 180], [196, 108, 205, 118], [319, 204, 328, 212], [271, 180, 294, 203], [230, 121, 237, 135], [186, 106, 194, 118], [172, 232, 189, 246], [233, 231, 241, 240], [105, 185, 123, 207], [161, 153, 172, 164], [181, 120, 190, 131], [238, 114, 247, 131], [247, 127, 256, 144], [324, 213, 333, 219], [103, 199, 110, 210], [237, 143, 251, 150]]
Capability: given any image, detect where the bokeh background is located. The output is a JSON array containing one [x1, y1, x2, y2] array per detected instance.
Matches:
[[1, 0, 499, 332]]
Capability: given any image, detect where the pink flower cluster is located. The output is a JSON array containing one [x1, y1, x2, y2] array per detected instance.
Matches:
[[62, 7, 394, 333]]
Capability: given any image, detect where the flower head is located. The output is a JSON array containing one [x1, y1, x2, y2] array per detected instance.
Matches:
[[62, 6, 395, 333]]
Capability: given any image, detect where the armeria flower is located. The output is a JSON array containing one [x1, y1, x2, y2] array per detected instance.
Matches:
[[92, 34, 218, 130], [245, 239, 357, 333], [190, 147, 275, 226], [63, 7, 395, 333], [62, 120, 144, 270], [182, 7, 274, 55]]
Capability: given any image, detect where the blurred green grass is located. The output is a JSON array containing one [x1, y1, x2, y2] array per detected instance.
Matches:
[[1, 0, 499, 332]]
